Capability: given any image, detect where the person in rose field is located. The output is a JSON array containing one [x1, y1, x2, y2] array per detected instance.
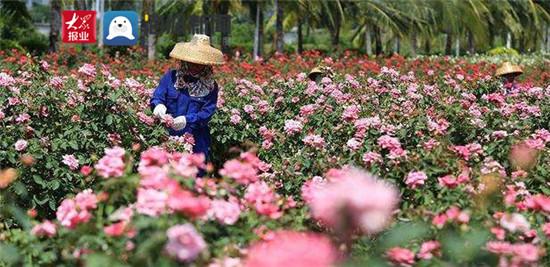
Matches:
[[150, 34, 224, 172], [495, 61, 523, 94], [308, 65, 334, 84]]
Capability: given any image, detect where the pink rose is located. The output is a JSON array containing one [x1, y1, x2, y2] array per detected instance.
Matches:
[[31, 220, 57, 237], [136, 188, 167, 217], [209, 199, 241, 225], [75, 189, 98, 210], [62, 154, 79, 170], [14, 139, 28, 152], [95, 147, 126, 178], [245, 231, 337, 267], [284, 119, 303, 135], [104, 221, 128, 237], [219, 159, 258, 185], [167, 187, 210, 218], [405, 171, 428, 189], [244, 181, 282, 219], [309, 168, 399, 234], [417, 240, 441, 260], [386, 247, 415, 267], [165, 224, 207, 262]]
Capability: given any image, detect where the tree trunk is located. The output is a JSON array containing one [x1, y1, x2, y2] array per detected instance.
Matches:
[[330, 16, 341, 50], [506, 32, 512, 49], [540, 23, 548, 52], [147, 0, 156, 60], [424, 37, 430, 54], [546, 24, 550, 52], [331, 27, 340, 49], [489, 26, 496, 48], [140, 0, 150, 49], [148, 34, 156, 61], [410, 30, 417, 57], [297, 17, 303, 54], [253, 3, 263, 60], [74, 0, 87, 10], [393, 36, 400, 54], [519, 33, 527, 53], [445, 30, 453, 55], [455, 37, 460, 57], [467, 31, 474, 54], [202, 0, 211, 37], [219, 2, 231, 55], [365, 24, 372, 56], [275, 0, 284, 54], [49, 0, 61, 53], [97, 0, 104, 48], [374, 25, 382, 55], [306, 16, 310, 37]]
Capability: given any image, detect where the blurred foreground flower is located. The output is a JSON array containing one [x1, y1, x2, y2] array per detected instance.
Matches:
[[165, 223, 207, 262], [31, 220, 57, 238], [0, 168, 18, 188], [309, 168, 399, 235], [245, 231, 338, 267], [386, 247, 415, 267], [509, 142, 539, 171]]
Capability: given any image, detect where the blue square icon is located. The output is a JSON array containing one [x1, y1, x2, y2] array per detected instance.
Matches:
[[103, 11, 138, 46]]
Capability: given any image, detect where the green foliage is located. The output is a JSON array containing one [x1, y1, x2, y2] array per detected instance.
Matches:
[[29, 3, 50, 23], [18, 31, 48, 55], [0, 1, 48, 55], [487, 46, 520, 56], [155, 33, 177, 59]]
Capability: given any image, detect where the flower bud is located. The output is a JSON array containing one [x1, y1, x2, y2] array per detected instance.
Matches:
[[20, 154, 35, 166], [0, 168, 18, 189]]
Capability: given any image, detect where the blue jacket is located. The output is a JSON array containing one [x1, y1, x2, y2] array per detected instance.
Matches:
[[150, 70, 218, 158]]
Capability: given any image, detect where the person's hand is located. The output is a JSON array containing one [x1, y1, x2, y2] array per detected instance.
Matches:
[[153, 104, 167, 118], [172, 116, 187, 130]]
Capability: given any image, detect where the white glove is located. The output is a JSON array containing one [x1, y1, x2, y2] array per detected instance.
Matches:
[[153, 104, 167, 118], [172, 116, 187, 131]]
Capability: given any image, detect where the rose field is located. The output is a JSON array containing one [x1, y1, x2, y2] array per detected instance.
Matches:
[[1, 48, 550, 266]]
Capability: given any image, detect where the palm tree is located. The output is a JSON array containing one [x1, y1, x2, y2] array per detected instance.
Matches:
[[511, 0, 550, 52], [156, 0, 201, 38], [304, 0, 346, 51], [281, 0, 309, 54], [349, 0, 423, 55]]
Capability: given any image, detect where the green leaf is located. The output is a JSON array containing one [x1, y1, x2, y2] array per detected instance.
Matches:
[[106, 115, 113, 125], [0, 243, 20, 265], [33, 195, 49, 205], [49, 180, 60, 190], [379, 222, 430, 250], [84, 253, 129, 267], [32, 175, 45, 187], [69, 141, 79, 150]]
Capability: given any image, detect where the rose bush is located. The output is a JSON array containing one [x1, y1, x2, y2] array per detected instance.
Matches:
[[0, 59, 172, 217], [0, 49, 549, 266]]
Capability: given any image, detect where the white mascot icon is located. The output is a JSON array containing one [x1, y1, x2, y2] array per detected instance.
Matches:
[[106, 16, 135, 40]]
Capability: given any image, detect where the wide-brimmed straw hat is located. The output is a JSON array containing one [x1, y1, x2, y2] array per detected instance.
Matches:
[[308, 66, 324, 80], [495, 62, 523, 77], [169, 34, 224, 65]]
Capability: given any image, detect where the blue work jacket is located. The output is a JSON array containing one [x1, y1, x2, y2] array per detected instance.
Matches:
[[150, 70, 218, 159]]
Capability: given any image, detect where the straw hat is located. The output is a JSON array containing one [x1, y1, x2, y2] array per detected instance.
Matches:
[[169, 34, 224, 65], [308, 66, 324, 80], [495, 62, 523, 77]]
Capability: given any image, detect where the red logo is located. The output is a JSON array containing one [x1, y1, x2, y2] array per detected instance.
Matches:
[[62, 10, 96, 43]]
